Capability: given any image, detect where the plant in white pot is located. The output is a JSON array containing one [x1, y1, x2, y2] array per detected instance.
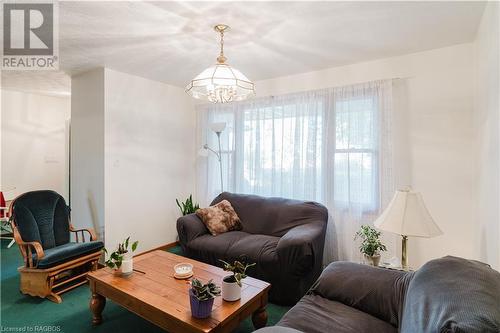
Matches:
[[104, 237, 139, 276], [354, 225, 387, 267], [219, 258, 255, 301]]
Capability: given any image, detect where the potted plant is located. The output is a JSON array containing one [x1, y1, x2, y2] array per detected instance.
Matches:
[[354, 225, 387, 266], [104, 237, 139, 276], [189, 278, 221, 319], [176, 195, 200, 216], [219, 258, 256, 301]]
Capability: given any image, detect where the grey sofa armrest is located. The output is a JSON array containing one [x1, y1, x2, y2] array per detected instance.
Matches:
[[310, 261, 413, 327], [401, 256, 500, 333], [253, 327, 303, 333], [176, 213, 209, 246], [276, 221, 326, 276]]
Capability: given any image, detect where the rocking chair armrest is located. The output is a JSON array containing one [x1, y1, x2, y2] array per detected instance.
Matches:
[[69, 224, 97, 241], [10, 221, 45, 268], [24, 241, 45, 259], [18, 240, 45, 268]]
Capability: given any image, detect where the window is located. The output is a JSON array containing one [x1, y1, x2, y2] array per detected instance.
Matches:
[[199, 80, 390, 216], [334, 97, 379, 211], [240, 101, 324, 200]]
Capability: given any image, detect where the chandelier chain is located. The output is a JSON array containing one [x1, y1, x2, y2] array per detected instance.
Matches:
[[219, 30, 224, 58]]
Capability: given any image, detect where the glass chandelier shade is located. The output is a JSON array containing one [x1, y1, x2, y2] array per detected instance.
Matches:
[[185, 25, 255, 104]]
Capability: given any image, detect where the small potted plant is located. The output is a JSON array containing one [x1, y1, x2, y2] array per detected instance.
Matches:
[[176, 195, 200, 216], [354, 225, 387, 266], [219, 258, 256, 301], [189, 278, 221, 318], [104, 237, 139, 276]]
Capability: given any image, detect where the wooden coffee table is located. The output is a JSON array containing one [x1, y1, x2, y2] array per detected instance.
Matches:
[[87, 250, 270, 333]]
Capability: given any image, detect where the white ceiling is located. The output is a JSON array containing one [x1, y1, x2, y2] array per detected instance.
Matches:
[[2, 1, 486, 95]]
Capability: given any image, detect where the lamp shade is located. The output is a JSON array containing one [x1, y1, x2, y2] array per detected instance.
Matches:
[[374, 189, 443, 238], [210, 122, 226, 133], [185, 63, 255, 103], [198, 147, 209, 157]]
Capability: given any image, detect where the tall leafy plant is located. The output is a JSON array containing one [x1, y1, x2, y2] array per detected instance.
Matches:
[[176, 195, 200, 216], [354, 225, 387, 257]]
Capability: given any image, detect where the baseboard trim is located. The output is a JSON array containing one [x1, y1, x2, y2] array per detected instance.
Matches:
[[136, 241, 179, 257]]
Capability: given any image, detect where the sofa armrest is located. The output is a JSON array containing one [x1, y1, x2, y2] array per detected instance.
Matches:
[[310, 261, 414, 327], [176, 213, 209, 245], [276, 221, 326, 276]]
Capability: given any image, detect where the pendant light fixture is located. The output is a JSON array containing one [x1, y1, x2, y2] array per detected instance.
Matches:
[[185, 24, 255, 103]]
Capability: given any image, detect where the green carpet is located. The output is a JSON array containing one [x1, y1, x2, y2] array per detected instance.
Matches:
[[0, 240, 289, 332]]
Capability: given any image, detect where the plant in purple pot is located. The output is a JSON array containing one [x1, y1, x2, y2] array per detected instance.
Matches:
[[189, 278, 221, 319]]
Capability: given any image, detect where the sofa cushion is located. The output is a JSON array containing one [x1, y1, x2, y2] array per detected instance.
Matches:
[[196, 200, 242, 236], [310, 261, 413, 327], [187, 231, 249, 263], [226, 234, 279, 264], [36, 241, 104, 269], [226, 234, 280, 280], [278, 294, 397, 333], [401, 256, 500, 333]]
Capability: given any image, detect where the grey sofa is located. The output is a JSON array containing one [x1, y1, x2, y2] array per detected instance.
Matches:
[[258, 256, 500, 333], [176, 192, 328, 305]]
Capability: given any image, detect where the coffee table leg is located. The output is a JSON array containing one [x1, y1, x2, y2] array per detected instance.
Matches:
[[252, 306, 268, 329], [90, 292, 106, 325]]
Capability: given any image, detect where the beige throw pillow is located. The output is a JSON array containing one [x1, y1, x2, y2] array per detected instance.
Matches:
[[196, 200, 242, 236]]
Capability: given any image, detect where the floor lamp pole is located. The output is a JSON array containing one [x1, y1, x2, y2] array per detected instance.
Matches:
[[216, 131, 224, 192]]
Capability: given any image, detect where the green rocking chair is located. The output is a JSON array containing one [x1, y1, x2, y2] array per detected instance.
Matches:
[[10, 190, 103, 303]]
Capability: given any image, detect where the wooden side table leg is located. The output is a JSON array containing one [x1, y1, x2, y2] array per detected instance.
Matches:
[[90, 293, 106, 325], [252, 306, 268, 329]]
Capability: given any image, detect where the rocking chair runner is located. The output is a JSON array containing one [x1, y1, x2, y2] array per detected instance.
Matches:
[[10, 190, 104, 303]]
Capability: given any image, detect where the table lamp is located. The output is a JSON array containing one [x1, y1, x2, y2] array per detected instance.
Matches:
[[374, 188, 443, 270]]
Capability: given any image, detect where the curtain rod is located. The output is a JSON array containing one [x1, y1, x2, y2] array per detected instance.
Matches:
[[197, 76, 411, 107], [264, 76, 412, 99]]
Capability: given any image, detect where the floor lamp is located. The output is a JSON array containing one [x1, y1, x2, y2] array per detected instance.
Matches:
[[199, 122, 226, 192]]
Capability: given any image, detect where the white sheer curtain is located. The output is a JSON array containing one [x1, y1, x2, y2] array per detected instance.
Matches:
[[196, 80, 395, 264]]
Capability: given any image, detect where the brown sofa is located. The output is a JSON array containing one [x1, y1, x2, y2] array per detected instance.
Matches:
[[176, 192, 328, 305], [259, 256, 500, 333]]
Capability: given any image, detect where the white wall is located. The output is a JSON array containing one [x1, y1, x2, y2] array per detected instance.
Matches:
[[71, 69, 105, 237], [1, 89, 70, 201], [71, 68, 196, 253], [254, 43, 477, 268], [1, 76, 3, 193], [104, 68, 196, 253], [474, 2, 500, 270]]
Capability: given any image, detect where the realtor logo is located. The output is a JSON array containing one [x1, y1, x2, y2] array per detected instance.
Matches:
[[2, 1, 59, 70]]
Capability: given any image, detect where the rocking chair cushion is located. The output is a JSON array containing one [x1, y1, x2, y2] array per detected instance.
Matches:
[[12, 190, 71, 249], [35, 241, 104, 269]]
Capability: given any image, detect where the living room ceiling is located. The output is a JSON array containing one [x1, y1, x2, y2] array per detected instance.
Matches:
[[1, 1, 486, 95]]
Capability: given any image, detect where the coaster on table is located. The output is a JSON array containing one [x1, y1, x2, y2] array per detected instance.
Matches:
[[174, 263, 193, 280], [174, 271, 193, 279]]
